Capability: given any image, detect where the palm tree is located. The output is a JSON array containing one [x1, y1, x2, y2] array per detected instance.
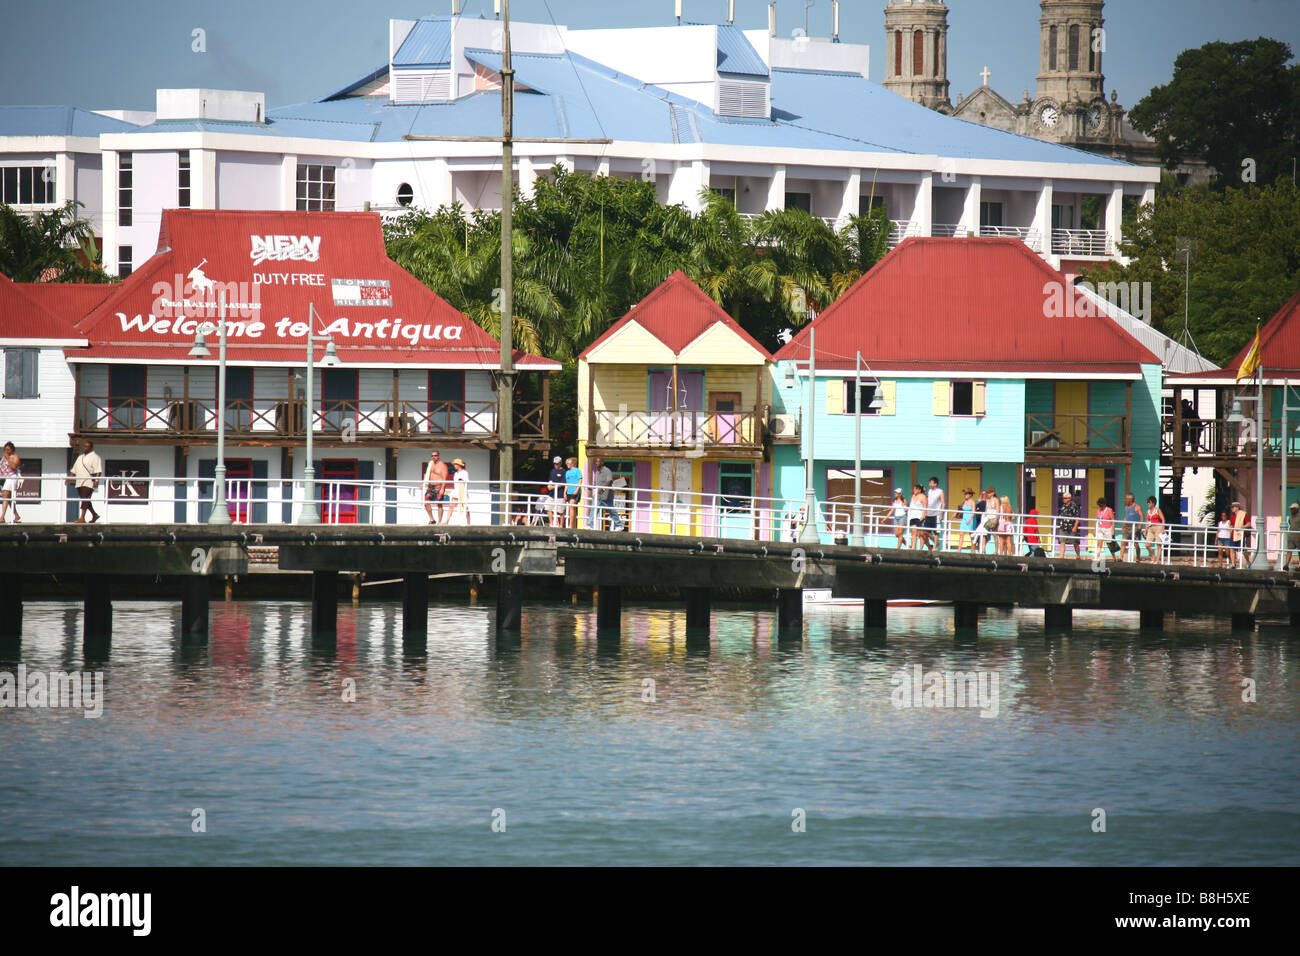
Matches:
[[0, 200, 109, 282]]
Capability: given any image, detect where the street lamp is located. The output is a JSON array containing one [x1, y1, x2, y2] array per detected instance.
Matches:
[[798, 326, 821, 544], [851, 350, 884, 547], [298, 302, 340, 525], [189, 290, 230, 525], [1278, 381, 1300, 571], [1227, 389, 1271, 570]]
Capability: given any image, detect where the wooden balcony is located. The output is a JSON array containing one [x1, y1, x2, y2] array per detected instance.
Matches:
[[73, 396, 549, 447], [1026, 413, 1130, 460], [590, 408, 762, 452], [1162, 416, 1299, 468]]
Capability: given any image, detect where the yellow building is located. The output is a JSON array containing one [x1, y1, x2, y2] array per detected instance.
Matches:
[[577, 271, 774, 537]]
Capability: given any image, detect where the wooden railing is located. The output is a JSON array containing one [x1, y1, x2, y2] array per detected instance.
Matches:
[[75, 396, 548, 442], [1026, 413, 1128, 454], [1161, 416, 1298, 460], [592, 409, 761, 449]]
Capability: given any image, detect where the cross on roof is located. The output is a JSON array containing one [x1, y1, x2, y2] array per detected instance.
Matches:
[[980, 66, 991, 86]]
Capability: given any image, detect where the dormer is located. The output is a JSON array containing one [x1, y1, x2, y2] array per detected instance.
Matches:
[[389, 17, 453, 103], [714, 24, 770, 119]]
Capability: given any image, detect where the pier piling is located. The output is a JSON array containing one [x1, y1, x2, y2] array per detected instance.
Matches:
[[0, 572, 22, 643], [596, 584, 622, 631], [181, 576, 210, 643], [1043, 605, 1073, 632], [496, 574, 523, 631], [864, 598, 888, 631], [953, 602, 980, 633], [311, 570, 338, 638], [1231, 612, 1256, 632], [1139, 609, 1165, 631], [402, 573, 428, 638], [684, 588, 710, 632], [776, 588, 803, 632], [83, 575, 112, 644]]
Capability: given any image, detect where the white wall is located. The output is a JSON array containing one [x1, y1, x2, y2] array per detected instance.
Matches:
[[0, 346, 76, 446], [217, 151, 283, 209]]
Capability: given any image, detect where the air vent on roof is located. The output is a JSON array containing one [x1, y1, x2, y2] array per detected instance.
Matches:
[[717, 79, 769, 119], [392, 69, 451, 103]]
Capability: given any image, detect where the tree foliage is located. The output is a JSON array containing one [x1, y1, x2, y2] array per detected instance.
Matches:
[[0, 200, 110, 283], [1128, 38, 1300, 186], [1082, 181, 1300, 365]]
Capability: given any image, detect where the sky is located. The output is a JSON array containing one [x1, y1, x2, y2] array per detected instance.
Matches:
[[0, 0, 1297, 112]]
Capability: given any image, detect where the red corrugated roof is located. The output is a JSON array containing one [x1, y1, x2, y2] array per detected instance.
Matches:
[[1173, 287, 1300, 381], [580, 269, 774, 360], [68, 209, 559, 369], [0, 272, 82, 340], [772, 238, 1162, 371]]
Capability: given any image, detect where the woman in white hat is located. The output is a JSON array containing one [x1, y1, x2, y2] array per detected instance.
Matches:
[[448, 458, 471, 525]]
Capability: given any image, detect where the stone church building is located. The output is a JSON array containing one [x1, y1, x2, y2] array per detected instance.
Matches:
[[882, 0, 1210, 183]]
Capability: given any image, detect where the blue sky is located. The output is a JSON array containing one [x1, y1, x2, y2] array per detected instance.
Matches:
[[1, 0, 1297, 111]]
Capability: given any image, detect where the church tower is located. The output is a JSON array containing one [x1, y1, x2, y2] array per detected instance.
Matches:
[[882, 0, 951, 112], [1028, 0, 1111, 141]]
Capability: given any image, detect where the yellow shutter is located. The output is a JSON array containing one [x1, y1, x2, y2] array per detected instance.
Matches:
[[932, 380, 950, 416], [880, 380, 897, 415], [973, 381, 987, 417], [826, 379, 843, 415]]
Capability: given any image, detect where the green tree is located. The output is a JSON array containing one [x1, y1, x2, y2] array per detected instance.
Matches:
[[1082, 181, 1300, 365], [1128, 38, 1300, 186], [0, 200, 109, 283]]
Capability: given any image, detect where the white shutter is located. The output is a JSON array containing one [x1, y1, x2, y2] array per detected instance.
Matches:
[[393, 70, 451, 103], [717, 79, 769, 118]]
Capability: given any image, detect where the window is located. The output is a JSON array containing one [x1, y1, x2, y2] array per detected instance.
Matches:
[[859, 195, 886, 217], [396, 182, 413, 207], [3, 348, 38, 399], [118, 152, 132, 226], [118, 245, 132, 278], [933, 32, 941, 76], [1048, 26, 1058, 71], [784, 192, 811, 212], [843, 380, 880, 416], [1068, 24, 1080, 71], [710, 186, 736, 204], [1, 166, 56, 205], [913, 29, 924, 76], [979, 202, 1004, 228], [296, 163, 336, 211], [719, 462, 753, 513], [894, 31, 903, 76], [178, 150, 191, 208], [933, 379, 986, 417], [1052, 204, 1075, 230]]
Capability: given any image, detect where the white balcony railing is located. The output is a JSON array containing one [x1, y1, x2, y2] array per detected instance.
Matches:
[[1052, 228, 1112, 257]]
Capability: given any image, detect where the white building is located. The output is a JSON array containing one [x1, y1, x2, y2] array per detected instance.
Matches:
[[0, 10, 1159, 278]]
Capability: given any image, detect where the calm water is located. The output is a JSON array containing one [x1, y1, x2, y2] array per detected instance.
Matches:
[[1, 599, 1297, 866]]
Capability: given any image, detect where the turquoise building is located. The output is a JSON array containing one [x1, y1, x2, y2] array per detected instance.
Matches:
[[770, 238, 1164, 543]]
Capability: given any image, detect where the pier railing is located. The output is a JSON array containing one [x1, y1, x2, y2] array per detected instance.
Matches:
[[6, 477, 1293, 569]]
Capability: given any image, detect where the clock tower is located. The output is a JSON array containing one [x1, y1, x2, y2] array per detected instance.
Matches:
[[1025, 0, 1120, 145]]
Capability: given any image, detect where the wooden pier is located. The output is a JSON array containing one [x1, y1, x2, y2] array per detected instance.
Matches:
[[1, 524, 1297, 650]]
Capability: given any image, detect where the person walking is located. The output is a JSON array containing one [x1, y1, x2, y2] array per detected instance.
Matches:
[[446, 458, 470, 525], [1215, 511, 1234, 568], [1023, 507, 1045, 558], [422, 449, 450, 524], [1230, 501, 1250, 568], [1057, 491, 1083, 559], [1123, 493, 1145, 562], [924, 476, 946, 552], [69, 440, 103, 524], [956, 488, 977, 553], [971, 488, 991, 554], [906, 483, 926, 549], [0, 442, 20, 524], [890, 489, 908, 548], [1095, 498, 1120, 559], [997, 495, 1015, 555], [1144, 496, 1166, 564], [545, 455, 566, 527], [564, 457, 583, 529], [589, 456, 613, 530]]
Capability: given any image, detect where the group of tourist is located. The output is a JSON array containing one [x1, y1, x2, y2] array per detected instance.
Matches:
[[886, 485, 1188, 563]]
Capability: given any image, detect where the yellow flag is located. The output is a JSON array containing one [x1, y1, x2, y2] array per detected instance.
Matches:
[[1236, 325, 1261, 383]]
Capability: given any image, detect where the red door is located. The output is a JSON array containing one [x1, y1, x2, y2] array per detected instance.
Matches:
[[322, 459, 358, 524], [225, 458, 253, 523]]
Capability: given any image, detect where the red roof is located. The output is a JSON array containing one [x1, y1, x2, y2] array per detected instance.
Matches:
[[65, 209, 559, 368], [0, 272, 88, 341], [1172, 287, 1300, 382], [17, 281, 115, 323], [580, 269, 773, 360], [772, 238, 1161, 373]]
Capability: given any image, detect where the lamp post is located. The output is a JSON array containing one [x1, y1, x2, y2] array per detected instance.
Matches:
[[798, 326, 821, 544], [851, 350, 885, 547], [188, 290, 230, 525], [1276, 379, 1300, 571], [298, 301, 340, 525]]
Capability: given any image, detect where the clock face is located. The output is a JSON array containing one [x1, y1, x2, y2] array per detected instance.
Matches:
[[1087, 105, 1105, 131], [1039, 104, 1060, 129]]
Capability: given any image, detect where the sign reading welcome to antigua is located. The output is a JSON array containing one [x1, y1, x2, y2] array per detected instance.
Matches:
[[127, 234, 462, 344]]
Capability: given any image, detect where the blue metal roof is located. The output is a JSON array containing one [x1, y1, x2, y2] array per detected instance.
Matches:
[[714, 23, 769, 79], [392, 17, 452, 68], [0, 105, 140, 138]]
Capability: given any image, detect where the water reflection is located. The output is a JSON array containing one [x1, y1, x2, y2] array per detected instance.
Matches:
[[1, 599, 1297, 865]]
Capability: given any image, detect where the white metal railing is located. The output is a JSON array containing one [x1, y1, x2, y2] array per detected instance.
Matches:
[[8, 476, 1296, 569], [1051, 228, 1112, 257], [888, 219, 919, 247], [980, 225, 1041, 246], [931, 223, 963, 238]]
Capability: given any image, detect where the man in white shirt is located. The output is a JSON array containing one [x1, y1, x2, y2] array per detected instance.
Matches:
[[923, 476, 946, 551], [69, 440, 104, 523]]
